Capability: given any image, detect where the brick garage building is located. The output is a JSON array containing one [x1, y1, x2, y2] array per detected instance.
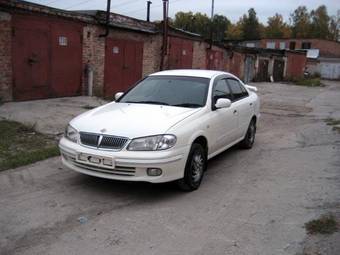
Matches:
[[238, 38, 340, 79], [224, 46, 307, 83], [0, 10, 12, 102], [0, 0, 308, 102]]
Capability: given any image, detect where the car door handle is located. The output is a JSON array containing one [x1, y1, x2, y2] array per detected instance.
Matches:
[[233, 110, 238, 114], [249, 103, 253, 106]]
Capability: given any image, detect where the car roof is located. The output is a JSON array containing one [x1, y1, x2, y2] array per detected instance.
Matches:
[[149, 69, 235, 79]]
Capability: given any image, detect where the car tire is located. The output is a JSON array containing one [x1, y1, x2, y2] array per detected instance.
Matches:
[[240, 119, 256, 149], [177, 143, 207, 191]]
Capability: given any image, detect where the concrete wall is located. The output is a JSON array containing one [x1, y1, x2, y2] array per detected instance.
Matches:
[[0, 11, 12, 102]]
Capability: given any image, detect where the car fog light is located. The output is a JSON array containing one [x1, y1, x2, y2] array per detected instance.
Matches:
[[103, 158, 113, 166], [78, 154, 87, 161], [147, 168, 162, 176]]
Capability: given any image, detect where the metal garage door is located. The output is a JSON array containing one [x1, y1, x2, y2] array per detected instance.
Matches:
[[206, 50, 224, 71], [12, 14, 83, 101], [168, 37, 193, 69], [320, 62, 340, 80], [104, 38, 143, 98]]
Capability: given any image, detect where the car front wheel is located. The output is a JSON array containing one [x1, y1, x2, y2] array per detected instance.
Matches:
[[240, 119, 256, 149], [177, 143, 207, 191]]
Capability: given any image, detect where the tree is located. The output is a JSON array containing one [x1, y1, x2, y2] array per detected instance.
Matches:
[[240, 8, 263, 40], [329, 15, 340, 41], [265, 13, 291, 38], [172, 12, 230, 42], [290, 6, 311, 38], [212, 14, 231, 42], [225, 21, 243, 40], [310, 5, 330, 39]]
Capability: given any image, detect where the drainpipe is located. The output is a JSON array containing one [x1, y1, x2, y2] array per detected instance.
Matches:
[[160, 0, 169, 70], [99, 0, 111, 37], [146, 1, 152, 22]]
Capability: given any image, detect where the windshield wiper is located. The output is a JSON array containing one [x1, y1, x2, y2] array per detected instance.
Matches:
[[125, 101, 169, 106], [173, 103, 202, 108]]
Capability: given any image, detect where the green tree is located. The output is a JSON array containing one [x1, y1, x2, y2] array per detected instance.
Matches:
[[212, 14, 231, 42], [172, 12, 230, 42], [225, 21, 243, 40], [290, 6, 311, 38], [329, 15, 339, 41], [240, 8, 263, 40], [265, 13, 291, 38], [310, 5, 330, 39]]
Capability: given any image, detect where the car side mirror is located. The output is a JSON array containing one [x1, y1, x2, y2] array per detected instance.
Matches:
[[245, 84, 258, 92], [215, 98, 231, 109], [114, 92, 124, 101]]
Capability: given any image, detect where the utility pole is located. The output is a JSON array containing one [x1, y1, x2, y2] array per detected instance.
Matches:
[[160, 0, 169, 70], [146, 1, 152, 22], [209, 0, 215, 48]]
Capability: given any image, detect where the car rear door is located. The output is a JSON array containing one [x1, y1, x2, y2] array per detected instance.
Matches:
[[227, 78, 254, 139], [208, 78, 239, 154]]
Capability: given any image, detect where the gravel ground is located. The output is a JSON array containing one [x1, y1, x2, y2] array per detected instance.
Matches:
[[0, 81, 339, 255]]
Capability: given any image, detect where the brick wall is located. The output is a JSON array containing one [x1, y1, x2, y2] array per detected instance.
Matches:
[[0, 11, 12, 102], [260, 38, 340, 58], [192, 41, 207, 69], [82, 25, 105, 96]]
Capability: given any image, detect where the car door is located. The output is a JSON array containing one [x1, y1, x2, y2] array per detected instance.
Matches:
[[227, 78, 254, 139], [208, 78, 239, 154]]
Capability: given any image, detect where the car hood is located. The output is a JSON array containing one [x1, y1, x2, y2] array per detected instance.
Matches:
[[70, 102, 201, 138]]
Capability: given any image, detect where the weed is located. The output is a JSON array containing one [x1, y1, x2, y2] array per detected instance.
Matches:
[[0, 120, 59, 171], [305, 214, 338, 235]]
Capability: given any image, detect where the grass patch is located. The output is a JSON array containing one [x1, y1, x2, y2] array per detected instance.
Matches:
[[325, 118, 340, 133], [0, 120, 60, 171], [293, 77, 323, 87], [325, 118, 340, 126], [305, 214, 338, 235]]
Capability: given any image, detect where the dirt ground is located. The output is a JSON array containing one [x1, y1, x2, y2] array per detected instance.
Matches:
[[0, 81, 339, 255]]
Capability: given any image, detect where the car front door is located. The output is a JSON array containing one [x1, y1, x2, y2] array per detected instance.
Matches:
[[227, 78, 254, 139], [208, 78, 239, 154]]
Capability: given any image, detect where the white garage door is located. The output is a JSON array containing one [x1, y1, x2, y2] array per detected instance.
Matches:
[[320, 62, 340, 80]]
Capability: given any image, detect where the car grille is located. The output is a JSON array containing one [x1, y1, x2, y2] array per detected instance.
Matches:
[[80, 132, 128, 150]]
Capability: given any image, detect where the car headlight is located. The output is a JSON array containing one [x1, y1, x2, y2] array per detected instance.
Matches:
[[127, 135, 177, 151], [64, 124, 79, 143]]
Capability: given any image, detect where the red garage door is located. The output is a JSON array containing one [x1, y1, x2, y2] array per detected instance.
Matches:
[[104, 38, 143, 98], [12, 14, 82, 101], [168, 37, 193, 69]]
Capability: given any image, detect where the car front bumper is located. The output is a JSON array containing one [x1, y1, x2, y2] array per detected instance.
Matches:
[[59, 137, 189, 183]]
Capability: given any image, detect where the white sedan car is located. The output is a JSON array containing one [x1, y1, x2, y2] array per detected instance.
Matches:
[[59, 70, 260, 191]]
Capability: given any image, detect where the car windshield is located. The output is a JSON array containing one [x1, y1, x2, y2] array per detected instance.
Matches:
[[118, 76, 210, 108]]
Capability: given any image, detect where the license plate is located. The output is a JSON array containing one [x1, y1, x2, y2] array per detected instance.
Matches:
[[76, 153, 115, 168]]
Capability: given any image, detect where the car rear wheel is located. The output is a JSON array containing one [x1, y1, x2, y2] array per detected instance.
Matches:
[[240, 119, 256, 149], [177, 143, 207, 191]]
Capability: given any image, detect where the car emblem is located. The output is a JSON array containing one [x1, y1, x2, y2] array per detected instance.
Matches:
[[100, 128, 107, 133], [97, 135, 103, 148]]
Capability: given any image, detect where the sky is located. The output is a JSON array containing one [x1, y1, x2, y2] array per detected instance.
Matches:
[[28, 0, 339, 24]]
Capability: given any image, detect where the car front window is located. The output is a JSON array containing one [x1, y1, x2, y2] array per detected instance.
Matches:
[[118, 76, 210, 108]]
